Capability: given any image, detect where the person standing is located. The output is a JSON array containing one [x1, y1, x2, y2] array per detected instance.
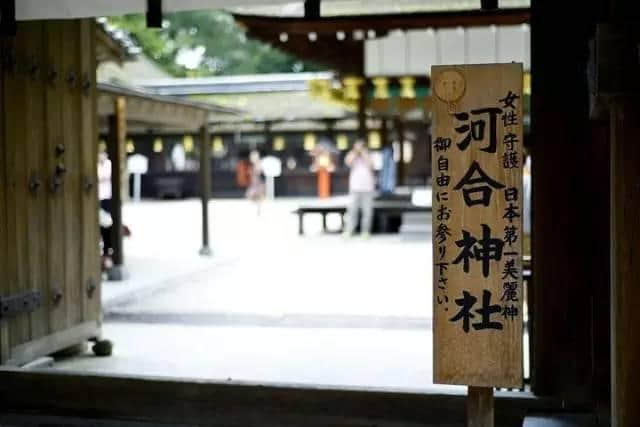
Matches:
[[344, 140, 376, 237], [98, 151, 113, 270], [245, 150, 265, 215]]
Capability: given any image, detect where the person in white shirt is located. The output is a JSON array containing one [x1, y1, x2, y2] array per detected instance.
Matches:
[[344, 140, 376, 237], [98, 152, 113, 265]]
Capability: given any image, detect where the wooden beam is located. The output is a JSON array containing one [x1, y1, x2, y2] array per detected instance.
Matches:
[[0, 370, 573, 427], [234, 8, 529, 35], [98, 92, 206, 131], [95, 24, 127, 64], [246, 28, 364, 75]]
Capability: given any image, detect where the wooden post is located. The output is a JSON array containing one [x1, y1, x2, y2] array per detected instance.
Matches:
[[467, 387, 493, 427], [263, 121, 271, 150], [106, 97, 127, 280], [324, 119, 335, 142], [394, 117, 406, 186], [607, 0, 640, 420], [199, 124, 212, 256], [529, 0, 596, 398], [358, 82, 367, 141], [380, 118, 388, 147], [304, 0, 320, 19], [610, 98, 640, 427]]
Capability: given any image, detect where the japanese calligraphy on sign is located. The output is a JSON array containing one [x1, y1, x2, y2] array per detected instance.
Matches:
[[432, 63, 523, 388]]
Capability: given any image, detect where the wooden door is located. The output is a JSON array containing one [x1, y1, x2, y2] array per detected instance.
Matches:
[[0, 20, 101, 366]]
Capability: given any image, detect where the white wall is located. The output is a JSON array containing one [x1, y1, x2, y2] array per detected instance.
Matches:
[[365, 24, 530, 76]]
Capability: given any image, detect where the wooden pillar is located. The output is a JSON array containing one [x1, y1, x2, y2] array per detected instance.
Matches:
[[530, 0, 597, 400], [199, 124, 212, 256], [380, 118, 388, 147], [324, 119, 335, 142], [263, 121, 271, 151], [394, 117, 406, 186], [608, 0, 640, 420], [358, 83, 367, 141], [610, 98, 640, 427], [304, 0, 320, 19], [106, 97, 127, 280]]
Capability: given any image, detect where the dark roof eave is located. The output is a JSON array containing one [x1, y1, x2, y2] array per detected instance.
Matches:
[[232, 8, 530, 34]]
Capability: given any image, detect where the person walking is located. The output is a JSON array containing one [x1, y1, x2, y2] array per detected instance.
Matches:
[[344, 140, 376, 237]]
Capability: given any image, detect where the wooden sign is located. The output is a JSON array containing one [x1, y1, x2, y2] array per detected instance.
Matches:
[[432, 63, 524, 388]]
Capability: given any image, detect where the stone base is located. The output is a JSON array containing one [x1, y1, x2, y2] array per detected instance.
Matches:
[[106, 264, 129, 281], [199, 246, 212, 256]]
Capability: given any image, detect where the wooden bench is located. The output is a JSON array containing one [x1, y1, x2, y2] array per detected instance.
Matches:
[[293, 203, 432, 235], [293, 206, 347, 235]]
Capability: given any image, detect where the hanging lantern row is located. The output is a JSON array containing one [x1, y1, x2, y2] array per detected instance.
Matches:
[[278, 29, 377, 43]]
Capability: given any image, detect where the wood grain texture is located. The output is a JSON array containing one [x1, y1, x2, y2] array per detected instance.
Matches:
[[0, 369, 569, 427], [432, 63, 523, 388], [610, 98, 640, 427], [4, 30, 31, 349], [79, 20, 101, 325], [0, 20, 100, 364], [62, 21, 83, 328], [107, 97, 126, 267], [0, 39, 8, 362], [44, 21, 68, 335], [467, 386, 493, 427], [23, 22, 49, 342]]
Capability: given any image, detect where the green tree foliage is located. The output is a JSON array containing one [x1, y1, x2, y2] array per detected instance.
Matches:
[[108, 11, 323, 76]]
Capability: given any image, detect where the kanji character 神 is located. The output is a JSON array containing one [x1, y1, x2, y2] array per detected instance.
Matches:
[[501, 304, 519, 320], [452, 224, 505, 278]]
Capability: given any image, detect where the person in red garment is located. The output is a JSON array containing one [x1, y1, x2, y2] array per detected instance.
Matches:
[[245, 150, 266, 215]]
